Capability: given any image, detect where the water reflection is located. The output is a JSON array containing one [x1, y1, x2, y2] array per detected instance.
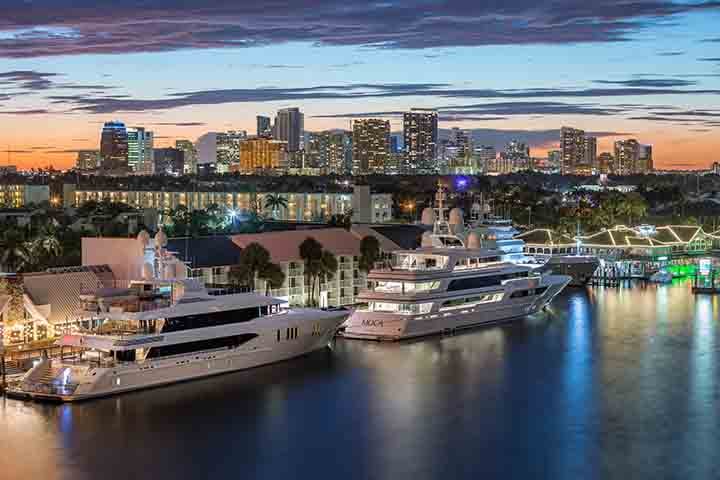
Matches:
[[2, 281, 720, 479]]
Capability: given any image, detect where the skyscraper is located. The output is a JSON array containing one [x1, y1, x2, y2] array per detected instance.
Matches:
[[256, 116, 272, 138], [614, 139, 640, 175], [153, 147, 185, 176], [560, 126, 585, 175], [403, 109, 438, 174], [215, 130, 245, 173], [474, 146, 496, 173], [100, 121, 129, 172], [598, 152, 614, 174], [127, 127, 154, 174], [638, 144, 653, 173], [175, 139, 198, 175], [305, 131, 352, 174], [584, 136, 597, 174], [547, 150, 562, 171], [505, 140, 531, 171], [352, 119, 390, 175], [274, 108, 304, 152]]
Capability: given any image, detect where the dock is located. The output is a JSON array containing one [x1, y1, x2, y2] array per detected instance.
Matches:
[[591, 266, 621, 287]]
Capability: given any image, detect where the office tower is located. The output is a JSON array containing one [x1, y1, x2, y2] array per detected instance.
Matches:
[[127, 127, 154, 174], [76, 150, 101, 171], [547, 150, 562, 171], [390, 135, 400, 154], [352, 119, 390, 175], [215, 130, 245, 173], [100, 121, 129, 172], [584, 136, 597, 174], [256, 116, 272, 138], [305, 131, 352, 174], [236, 138, 288, 173], [614, 139, 640, 175], [403, 109, 438, 174], [638, 144, 653, 173], [560, 126, 586, 175], [474, 145, 496, 173], [505, 140, 531, 171], [175, 139, 198, 175], [713, 162, 720, 175], [598, 152, 614, 174], [274, 107, 304, 152], [153, 147, 185, 176]]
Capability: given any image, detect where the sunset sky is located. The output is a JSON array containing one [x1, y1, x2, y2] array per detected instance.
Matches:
[[1, 1, 719, 171]]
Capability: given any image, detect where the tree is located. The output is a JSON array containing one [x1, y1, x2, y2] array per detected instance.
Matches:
[[259, 262, 286, 296], [229, 242, 271, 291], [0, 229, 27, 272], [358, 235, 381, 273], [264, 194, 288, 219], [299, 237, 323, 306], [327, 209, 353, 230], [319, 250, 338, 287]]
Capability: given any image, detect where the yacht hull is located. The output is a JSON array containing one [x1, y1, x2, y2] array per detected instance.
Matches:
[[343, 277, 569, 341], [8, 310, 346, 402]]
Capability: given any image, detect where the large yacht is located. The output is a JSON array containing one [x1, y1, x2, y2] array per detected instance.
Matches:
[[343, 186, 570, 341], [8, 279, 347, 402]]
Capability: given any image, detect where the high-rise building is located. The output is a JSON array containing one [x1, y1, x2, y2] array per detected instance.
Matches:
[[560, 126, 587, 175], [274, 108, 304, 152], [474, 146, 496, 173], [76, 150, 101, 171], [547, 150, 562, 171], [713, 162, 720, 175], [584, 136, 597, 174], [100, 121, 129, 172], [236, 138, 288, 173], [598, 152, 614, 174], [614, 139, 640, 175], [505, 140, 531, 171], [215, 130, 245, 173], [352, 119, 390, 175], [256, 116, 272, 138], [638, 144, 653, 173], [305, 131, 352, 174], [127, 127, 154, 174], [153, 148, 185, 176], [175, 140, 198, 175], [403, 109, 438, 174]]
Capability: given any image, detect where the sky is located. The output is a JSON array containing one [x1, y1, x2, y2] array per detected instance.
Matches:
[[0, 0, 719, 171]]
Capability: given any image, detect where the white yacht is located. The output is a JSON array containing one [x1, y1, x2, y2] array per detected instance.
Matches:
[[9, 279, 347, 402], [343, 247, 570, 341]]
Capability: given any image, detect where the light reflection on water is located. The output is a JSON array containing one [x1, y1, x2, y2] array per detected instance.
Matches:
[[2, 281, 720, 479]]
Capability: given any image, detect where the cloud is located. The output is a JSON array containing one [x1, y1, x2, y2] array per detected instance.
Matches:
[[0, 108, 51, 115], [657, 51, 685, 56], [45, 82, 720, 114], [596, 78, 697, 87], [446, 128, 630, 151], [0, 70, 59, 90], [701, 37, 720, 42], [698, 57, 720, 62], [147, 122, 207, 127], [2, 1, 720, 58]]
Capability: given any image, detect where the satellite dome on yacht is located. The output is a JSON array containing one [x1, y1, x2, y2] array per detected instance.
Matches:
[[466, 232, 481, 249], [137, 230, 150, 247], [421, 231, 435, 247], [449, 208, 464, 225], [421, 207, 436, 226], [155, 228, 168, 248]]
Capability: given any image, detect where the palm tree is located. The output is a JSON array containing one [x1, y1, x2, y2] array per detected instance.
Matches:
[[0, 228, 27, 272], [319, 250, 338, 287], [264, 194, 288, 220], [230, 242, 271, 291], [299, 237, 323, 306], [358, 235, 381, 273], [259, 262, 286, 296]]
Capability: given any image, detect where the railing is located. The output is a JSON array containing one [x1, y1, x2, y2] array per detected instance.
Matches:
[[20, 381, 79, 396]]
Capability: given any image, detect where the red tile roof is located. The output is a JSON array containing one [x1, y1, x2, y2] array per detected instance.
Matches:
[[231, 228, 361, 263]]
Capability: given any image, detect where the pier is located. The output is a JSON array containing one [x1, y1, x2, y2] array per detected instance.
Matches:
[[591, 266, 620, 287]]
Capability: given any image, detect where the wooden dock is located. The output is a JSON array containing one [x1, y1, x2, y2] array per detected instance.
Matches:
[[591, 266, 621, 287]]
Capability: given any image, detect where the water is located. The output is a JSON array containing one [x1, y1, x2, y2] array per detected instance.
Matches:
[[2, 281, 720, 480]]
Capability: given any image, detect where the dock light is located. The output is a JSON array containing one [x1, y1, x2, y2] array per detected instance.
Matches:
[[455, 177, 469, 190], [228, 209, 238, 219]]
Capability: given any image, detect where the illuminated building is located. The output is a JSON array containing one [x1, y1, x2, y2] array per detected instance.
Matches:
[[256, 115, 272, 138], [100, 121, 129, 173], [403, 109, 438, 174], [352, 119, 390, 175], [235, 138, 288, 173], [560, 126, 585, 175], [274, 107, 304, 152], [505, 140, 531, 171], [76, 150, 101, 171], [305, 131, 352, 174], [614, 139, 641, 175], [153, 147, 185, 176], [0, 184, 50, 208], [474, 145, 496, 173], [584, 136, 597, 174], [175, 140, 197, 175], [215, 130, 245, 173], [598, 152, 614, 174], [127, 127, 154, 174]]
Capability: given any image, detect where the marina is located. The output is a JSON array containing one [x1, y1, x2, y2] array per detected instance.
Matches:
[[2, 280, 720, 479]]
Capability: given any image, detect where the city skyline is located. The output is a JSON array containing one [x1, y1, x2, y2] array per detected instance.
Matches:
[[1, 1, 719, 170]]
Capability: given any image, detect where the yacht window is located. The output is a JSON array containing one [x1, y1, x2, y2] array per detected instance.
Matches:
[[160, 307, 266, 333], [447, 272, 528, 291], [368, 302, 432, 314], [440, 293, 504, 310], [145, 333, 258, 358]]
